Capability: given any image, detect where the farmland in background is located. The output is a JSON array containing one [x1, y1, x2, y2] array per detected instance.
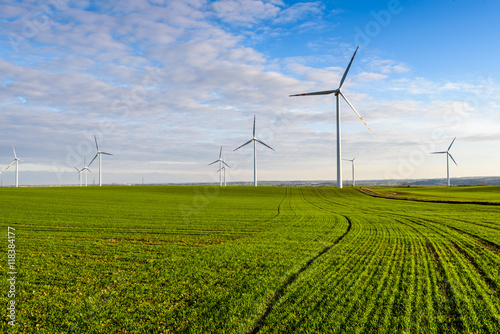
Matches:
[[365, 185, 500, 203], [0, 186, 499, 333]]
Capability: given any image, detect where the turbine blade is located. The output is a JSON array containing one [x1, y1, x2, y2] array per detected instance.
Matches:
[[234, 139, 253, 151], [74, 167, 80, 173], [208, 160, 219, 166], [253, 115, 256, 137], [219, 146, 222, 159], [256, 138, 275, 151], [340, 92, 370, 131], [94, 135, 99, 151], [339, 46, 359, 89], [12, 145, 17, 159], [101, 152, 113, 156], [431, 151, 447, 154], [448, 137, 456, 151], [88, 154, 98, 166], [5, 160, 15, 170], [289, 89, 338, 97], [222, 161, 230, 168], [448, 153, 458, 166]]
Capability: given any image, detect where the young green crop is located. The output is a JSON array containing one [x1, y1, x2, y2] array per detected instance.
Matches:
[[367, 185, 500, 203], [0, 186, 498, 333]]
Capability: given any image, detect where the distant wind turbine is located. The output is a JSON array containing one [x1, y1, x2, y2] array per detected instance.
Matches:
[[431, 137, 457, 187], [81, 158, 92, 187], [217, 163, 229, 187], [234, 115, 274, 187], [343, 156, 357, 187], [74, 167, 83, 186], [88, 135, 113, 186], [5, 146, 24, 187], [290, 46, 370, 188], [74, 158, 92, 187], [208, 146, 230, 186]]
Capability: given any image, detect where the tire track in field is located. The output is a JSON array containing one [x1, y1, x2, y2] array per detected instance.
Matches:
[[450, 242, 500, 298], [358, 187, 500, 206], [410, 217, 500, 297], [248, 215, 352, 334], [273, 188, 289, 219], [425, 240, 466, 332], [418, 217, 500, 253], [393, 218, 466, 332]]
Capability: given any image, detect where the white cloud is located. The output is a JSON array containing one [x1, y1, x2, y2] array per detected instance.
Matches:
[[367, 59, 411, 74], [0, 0, 498, 185], [355, 72, 387, 82], [210, 0, 283, 25], [274, 2, 324, 24]]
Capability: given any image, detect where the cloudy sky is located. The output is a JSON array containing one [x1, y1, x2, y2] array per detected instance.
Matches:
[[1, 0, 499, 186]]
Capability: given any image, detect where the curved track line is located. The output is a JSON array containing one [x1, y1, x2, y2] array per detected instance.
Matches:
[[358, 187, 500, 206], [248, 215, 352, 334]]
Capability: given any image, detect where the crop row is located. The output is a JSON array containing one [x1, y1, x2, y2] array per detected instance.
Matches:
[[0, 186, 498, 332]]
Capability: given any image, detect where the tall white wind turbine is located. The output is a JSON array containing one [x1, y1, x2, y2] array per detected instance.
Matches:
[[89, 135, 113, 186], [234, 115, 274, 187], [208, 146, 230, 186], [431, 137, 457, 187], [5, 146, 23, 187], [290, 46, 370, 188], [342, 156, 356, 187]]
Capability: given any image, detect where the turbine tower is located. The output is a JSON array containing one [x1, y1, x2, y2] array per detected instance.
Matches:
[[81, 158, 92, 187], [5, 146, 23, 187], [218, 164, 228, 187], [343, 156, 356, 187], [89, 135, 113, 186], [74, 158, 92, 187], [290, 46, 370, 188], [208, 146, 230, 186], [74, 167, 83, 186], [431, 137, 457, 187], [234, 115, 274, 187]]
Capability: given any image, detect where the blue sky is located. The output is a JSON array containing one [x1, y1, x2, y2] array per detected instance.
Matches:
[[0, 0, 499, 186]]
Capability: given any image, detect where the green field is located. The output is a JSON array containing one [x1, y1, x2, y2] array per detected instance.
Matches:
[[1, 186, 500, 333], [365, 185, 500, 204]]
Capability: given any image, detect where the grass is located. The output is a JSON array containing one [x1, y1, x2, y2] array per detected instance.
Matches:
[[364, 185, 500, 203], [0, 185, 499, 333]]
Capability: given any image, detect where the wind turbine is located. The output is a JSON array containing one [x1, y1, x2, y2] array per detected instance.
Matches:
[[74, 158, 92, 187], [81, 158, 92, 187], [431, 137, 457, 187], [88, 135, 113, 186], [290, 46, 370, 188], [74, 167, 83, 186], [234, 115, 274, 187], [208, 146, 230, 186], [217, 160, 229, 187], [343, 155, 356, 187], [5, 146, 23, 187]]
